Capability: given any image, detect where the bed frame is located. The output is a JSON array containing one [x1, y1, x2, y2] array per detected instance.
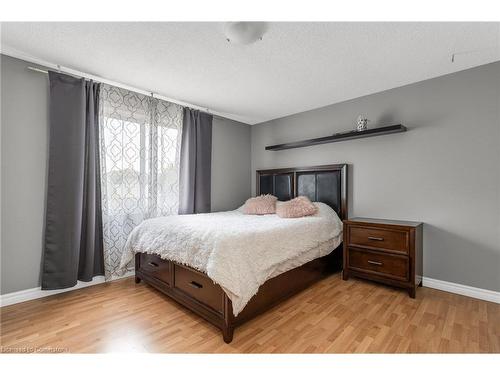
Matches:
[[134, 164, 348, 343]]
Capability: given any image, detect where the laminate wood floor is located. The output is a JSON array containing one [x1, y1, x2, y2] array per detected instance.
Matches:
[[1, 274, 498, 353]]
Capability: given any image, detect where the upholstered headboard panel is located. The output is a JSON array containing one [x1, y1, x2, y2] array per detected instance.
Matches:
[[256, 164, 348, 220]]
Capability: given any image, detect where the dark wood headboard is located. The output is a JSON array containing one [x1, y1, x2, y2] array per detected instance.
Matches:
[[256, 164, 348, 220]]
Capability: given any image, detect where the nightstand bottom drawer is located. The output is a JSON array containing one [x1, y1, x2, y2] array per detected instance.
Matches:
[[348, 248, 408, 281]]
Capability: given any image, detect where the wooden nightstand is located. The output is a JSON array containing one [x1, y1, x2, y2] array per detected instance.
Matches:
[[342, 217, 423, 298]]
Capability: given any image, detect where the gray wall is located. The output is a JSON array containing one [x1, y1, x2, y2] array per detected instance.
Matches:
[[212, 116, 251, 212], [251, 62, 500, 292], [1, 55, 49, 294], [0, 54, 251, 294]]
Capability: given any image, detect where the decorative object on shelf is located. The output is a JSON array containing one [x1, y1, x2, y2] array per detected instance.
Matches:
[[265, 124, 407, 151], [356, 115, 369, 131]]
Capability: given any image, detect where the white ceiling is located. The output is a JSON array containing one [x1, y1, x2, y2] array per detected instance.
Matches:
[[1, 22, 499, 124]]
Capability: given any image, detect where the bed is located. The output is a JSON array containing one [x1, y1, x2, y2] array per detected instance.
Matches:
[[126, 164, 347, 343]]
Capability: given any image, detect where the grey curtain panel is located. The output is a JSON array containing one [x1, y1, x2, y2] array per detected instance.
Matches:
[[42, 72, 104, 290], [179, 108, 213, 214]]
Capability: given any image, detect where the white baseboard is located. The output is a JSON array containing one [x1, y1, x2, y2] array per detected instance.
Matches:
[[422, 277, 499, 304], [0, 271, 134, 307], [2, 273, 498, 307]]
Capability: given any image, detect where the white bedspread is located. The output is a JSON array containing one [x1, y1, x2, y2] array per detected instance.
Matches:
[[119, 202, 343, 315]]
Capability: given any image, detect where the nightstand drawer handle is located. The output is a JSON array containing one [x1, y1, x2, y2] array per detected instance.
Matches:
[[368, 236, 384, 241], [367, 260, 383, 266], [148, 262, 159, 267]]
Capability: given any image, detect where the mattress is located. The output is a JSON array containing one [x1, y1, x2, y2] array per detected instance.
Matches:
[[268, 234, 342, 279], [120, 202, 343, 315]]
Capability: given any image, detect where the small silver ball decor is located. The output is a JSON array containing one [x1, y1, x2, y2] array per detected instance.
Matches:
[[356, 116, 369, 131]]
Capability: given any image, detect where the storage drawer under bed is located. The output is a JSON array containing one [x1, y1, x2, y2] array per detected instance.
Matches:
[[174, 264, 224, 313], [137, 253, 224, 313], [137, 253, 172, 285]]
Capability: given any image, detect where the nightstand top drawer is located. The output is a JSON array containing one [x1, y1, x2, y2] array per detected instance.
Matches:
[[348, 225, 409, 254]]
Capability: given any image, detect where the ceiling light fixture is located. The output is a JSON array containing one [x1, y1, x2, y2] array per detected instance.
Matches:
[[224, 22, 267, 45]]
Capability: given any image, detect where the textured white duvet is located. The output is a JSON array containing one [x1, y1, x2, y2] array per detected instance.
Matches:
[[119, 202, 343, 315]]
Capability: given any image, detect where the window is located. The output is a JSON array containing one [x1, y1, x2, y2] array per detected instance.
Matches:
[[99, 85, 183, 278]]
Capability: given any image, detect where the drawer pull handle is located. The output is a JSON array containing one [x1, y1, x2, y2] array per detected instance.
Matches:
[[368, 236, 384, 241], [148, 262, 159, 267], [367, 260, 383, 266], [189, 281, 203, 289]]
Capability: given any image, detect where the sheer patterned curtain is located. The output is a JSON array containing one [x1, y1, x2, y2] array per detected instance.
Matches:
[[99, 84, 183, 278]]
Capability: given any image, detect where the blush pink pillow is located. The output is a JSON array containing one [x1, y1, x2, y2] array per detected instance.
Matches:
[[243, 194, 278, 215], [276, 196, 317, 218]]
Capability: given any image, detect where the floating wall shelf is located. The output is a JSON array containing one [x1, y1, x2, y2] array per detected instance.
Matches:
[[265, 124, 407, 151]]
